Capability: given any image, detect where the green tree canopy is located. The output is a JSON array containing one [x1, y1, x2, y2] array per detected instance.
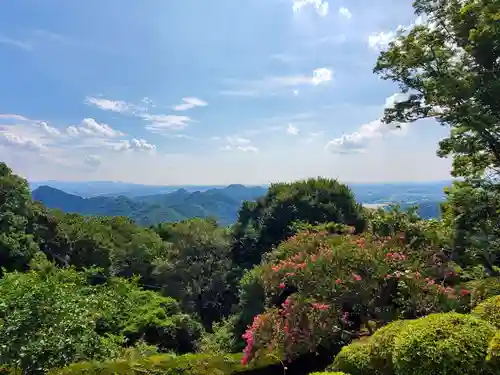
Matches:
[[153, 218, 235, 329], [231, 178, 366, 270], [374, 0, 500, 181]]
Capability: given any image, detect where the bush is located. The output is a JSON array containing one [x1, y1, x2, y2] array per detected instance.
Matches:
[[486, 331, 500, 367], [473, 295, 500, 328], [328, 341, 373, 375], [463, 277, 500, 307], [392, 313, 497, 375], [368, 320, 412, 375], [309, 373, 350, 375], [49, 353, 277, 375]]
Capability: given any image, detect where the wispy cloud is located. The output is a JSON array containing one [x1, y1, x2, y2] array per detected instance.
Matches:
[[286, 123, 299, 135], [218, 136, 259, 153], [368, 15, 426, 51], [0, 114, 29, 121], [111, 138, 156, 152], [84, 155, 101, 168], [0, 35, 32, 51], [0, 132, 45, 151], [338, 7, 352, 19], [221, 68, 333, 97], [85, 96, 133, 114], [67, 118, 125, 138], [325, 93, 407, 154], [292, 0, 329, 17], [143, 114, 192, 133], [39, 122, 61, 136], [173, 97, 208, 111]]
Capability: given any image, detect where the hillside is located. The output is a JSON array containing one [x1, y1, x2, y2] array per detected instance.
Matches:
[[32, 184, 268, 226]]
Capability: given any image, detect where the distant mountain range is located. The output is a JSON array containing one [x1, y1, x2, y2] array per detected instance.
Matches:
[[32, 184, 268, 226], [31, 180, 452, 226]]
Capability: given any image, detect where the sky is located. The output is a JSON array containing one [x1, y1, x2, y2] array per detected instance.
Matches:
[[0, 0, 452, 185]]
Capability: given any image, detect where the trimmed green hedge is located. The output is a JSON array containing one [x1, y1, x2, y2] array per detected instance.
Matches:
[[308, 372, 350, 375], [368, 320, 411, 375], [328, 340, 373, 375], [48, 353, 277, 375], [473, 295, 500, 328], [487, 331, 500, 367], [392, 313, 497, 375]]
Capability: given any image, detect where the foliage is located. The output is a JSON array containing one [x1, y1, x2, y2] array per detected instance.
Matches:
[[473, 295, 500, 328], [392, 313, 497, 375], [367, 320, 410, 375], [441, 181, 500, 274], [374, 0, 500, 182], [0, 266, 122, 374], [48, 353, 277, 375], [463, 277, 500, 307], [329, 341, 373, 375], [486, 331, 500, 367], [0, 162, 39, 272], [231, 178, 367, 271], [239, 230, 471, 363], [153, 218, 235, 329], [0, 266, 202, 374], [309, 373, 350, 375]]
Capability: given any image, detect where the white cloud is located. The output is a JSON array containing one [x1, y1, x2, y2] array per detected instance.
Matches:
[[39, 122, 61, 136], [112, 138, 156, 152], [292, 0, 329, 17], [222, 68, 333, 96], [67, 118, 125, 138], [0, 132, 45, 151], [385, 92, 410, 109], [312, 68, 333, 85], [173, 97, 208, 111], [0, 35, 32, 51], [85, 96, 131, 113], [368, 15, 429, 52], [226, 136, 251, 145], [293, 89, 299, 96], [0, 114, 29, 121], [338, 7, 352, 19], [286, 123, 299, 135], [325, 93, 407, 154], [368, 30, 398, 51], [142, 114, 192, 132], [237, 145, 259, 153], [219, 136, 259, 153], [84, 155, 101, 168]]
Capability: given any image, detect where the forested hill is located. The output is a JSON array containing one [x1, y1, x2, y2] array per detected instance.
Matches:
[[31, 181, 446, 226], [32, 184, 267, 226]]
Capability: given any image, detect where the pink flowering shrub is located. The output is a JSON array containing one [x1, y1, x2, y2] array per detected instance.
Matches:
[[241, 230, 471, 364]]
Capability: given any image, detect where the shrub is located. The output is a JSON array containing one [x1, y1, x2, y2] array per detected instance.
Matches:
[[463, 277, 500, 307], [328, 341, 373, 375], [486, 331, 500, 368], [309, 373, 350, 375], [473, 295, 500, 328], [49, 353, 277, 375], [241, 229, 470, 363], [368, 320, 412, 375], [392, 313, 497, 375]]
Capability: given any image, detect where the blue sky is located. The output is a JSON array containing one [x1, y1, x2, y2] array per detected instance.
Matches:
[[0, 0, 452, 184]]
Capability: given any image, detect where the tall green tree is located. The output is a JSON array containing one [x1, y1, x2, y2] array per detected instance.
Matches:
[[374, 0, 500, 181], [0, 162, 39, 271], [231, 178, 366, 270], [153, 218, 235, 329]]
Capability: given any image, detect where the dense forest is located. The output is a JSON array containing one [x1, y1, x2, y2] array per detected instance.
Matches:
[[2, 0, 500, 374]]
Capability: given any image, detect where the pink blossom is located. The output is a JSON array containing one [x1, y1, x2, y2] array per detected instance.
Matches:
[[335, 279, 342, 285], [280, 283, 285, 289], [352, 273, 362, 281]]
